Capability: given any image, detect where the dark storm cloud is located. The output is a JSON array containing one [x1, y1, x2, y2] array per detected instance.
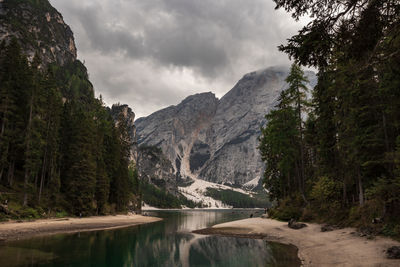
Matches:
[[50, 0, 305, 117]]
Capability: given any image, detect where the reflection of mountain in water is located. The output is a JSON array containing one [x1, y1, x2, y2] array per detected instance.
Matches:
[[1, 211, 300, 267], [190, 236, 269, 267]]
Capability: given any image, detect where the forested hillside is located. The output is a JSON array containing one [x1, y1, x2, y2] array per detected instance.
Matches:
[[259, 0, 400, 236], [0, 0, 140, 219]]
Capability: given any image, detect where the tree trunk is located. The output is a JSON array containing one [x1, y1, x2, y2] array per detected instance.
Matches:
[[297, 87, 307, 203], [38, 150, 47, 203], [358, 170, 364, 206], [23, 93, 34, 207], [38, 120, 51, 203], [34, 172, 38, 188], [342, 179, 347, 207], [0, 101, 8, 183], [7, 160, 14, 186], [0, 100, 8, 138]]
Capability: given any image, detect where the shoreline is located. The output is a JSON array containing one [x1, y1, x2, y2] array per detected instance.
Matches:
[[0, 214, 162, 242], [193, 217, 400, 267]]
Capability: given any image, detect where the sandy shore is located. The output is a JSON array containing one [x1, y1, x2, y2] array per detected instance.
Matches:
[[0, 214, 161, 241], [193, 218, 400, 267]]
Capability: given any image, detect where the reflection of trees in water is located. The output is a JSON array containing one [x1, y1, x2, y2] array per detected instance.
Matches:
[[264, 242, 301, 267], [189, 236, 269, 267], [1, 211, 299, 266]]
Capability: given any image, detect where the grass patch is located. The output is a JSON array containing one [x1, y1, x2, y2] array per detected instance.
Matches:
[[204, 188, 271, 208], [141, 182, 200, 209]]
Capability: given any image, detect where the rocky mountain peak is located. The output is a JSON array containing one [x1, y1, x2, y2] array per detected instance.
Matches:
[[110, 104, 137, 163], [136, 66, 317, 189], [0, 0, 77, 67]]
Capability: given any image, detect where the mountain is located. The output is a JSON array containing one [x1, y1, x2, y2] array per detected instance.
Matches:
[[0, 0, 141, 216], [110, 104, 138, 163], [136, 67, 317, 190], [0, 0, 77, 67]]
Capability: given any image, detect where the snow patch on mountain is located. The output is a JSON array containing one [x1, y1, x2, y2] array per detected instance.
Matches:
[[243, 177, 260, 190], [178, 177, 252, 208]]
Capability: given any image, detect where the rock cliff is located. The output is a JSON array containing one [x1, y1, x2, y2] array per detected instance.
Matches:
[[0, 0, 77, 67], [110, 104, 180, 195], [136, 66, 317, 189], [137, 146, 178, 195], [110, 104, 138, 163]]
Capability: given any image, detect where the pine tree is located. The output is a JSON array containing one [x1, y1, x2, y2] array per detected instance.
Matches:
[[259, 90, 298, 201], [61, 102, 97, 215], [37, 70, 62, 204], [285, 63, 309, 200], [23, 54, 46, 206], [94, 98, 111, 214], [269, 0, 400, 223], [0, 40, 29, 186], [109, 112, 132, 211], [259, 63, 310, 203]]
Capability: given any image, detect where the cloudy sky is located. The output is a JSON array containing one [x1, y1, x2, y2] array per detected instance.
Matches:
[[50, 0, 306, 118]]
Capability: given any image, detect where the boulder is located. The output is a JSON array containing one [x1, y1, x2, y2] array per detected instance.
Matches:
[[372, 217, 383, 224], [0, 204, 9, 214], [261, 213, 269, 219], [321, 225, 335, 232], [387, 246, 400, 259], [288, 219, 307, 229]]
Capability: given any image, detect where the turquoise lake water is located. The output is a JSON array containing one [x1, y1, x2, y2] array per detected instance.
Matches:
[[0, 209, 300, 266]]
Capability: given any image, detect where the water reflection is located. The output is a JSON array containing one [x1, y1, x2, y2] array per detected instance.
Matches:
[[0, 210, 300, 267]]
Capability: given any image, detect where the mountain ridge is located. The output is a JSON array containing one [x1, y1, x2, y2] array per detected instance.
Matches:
[[136, 66, 317, 189], [0, 0, 77, 67]]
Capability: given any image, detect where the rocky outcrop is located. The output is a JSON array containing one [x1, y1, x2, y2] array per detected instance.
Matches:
[[288, 219, 307, 229], [387, 246, 400, 259], [0, 0, 77, 67], [110, 104, 137, 163], [136, 92, 219, 180], [137, 146, 178, 195], [136, 66, 317, 189], [110, 104, 180, 195]]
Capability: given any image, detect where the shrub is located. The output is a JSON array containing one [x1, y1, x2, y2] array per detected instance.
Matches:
[[310, 176, 342, 203], [20, 207, 40, 219], [300, 206, 314, 221], [55, 211, 68, 218], [270, 196, 303, 221]]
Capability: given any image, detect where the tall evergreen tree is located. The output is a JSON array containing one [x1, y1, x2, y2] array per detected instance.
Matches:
[[61, 102, 97, 215], [259, 64, 309, 202], [264, 0, 400, 226]]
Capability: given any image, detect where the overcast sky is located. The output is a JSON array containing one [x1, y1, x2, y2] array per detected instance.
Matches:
[[50, 0, 306, 118]]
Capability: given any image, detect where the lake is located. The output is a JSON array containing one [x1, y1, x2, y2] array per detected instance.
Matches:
[[0, 209, 300, 266]]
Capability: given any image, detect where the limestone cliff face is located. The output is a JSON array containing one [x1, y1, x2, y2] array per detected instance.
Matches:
[[137, 146, 178, 195], [0, 0, 77, 67], [110, 104, 180, 195], [110, 104, 138, 163], [136, 67, 317, 189], [136, 92, 219, 180]]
